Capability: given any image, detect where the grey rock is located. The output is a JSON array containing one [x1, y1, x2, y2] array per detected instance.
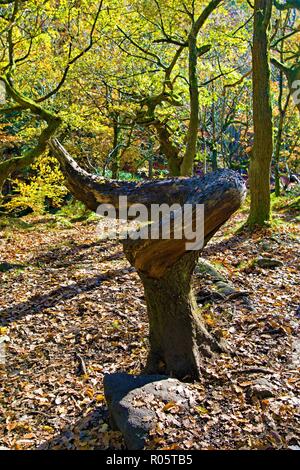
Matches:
[[246, 378, 276, 400], [195, 259, 227, 282], [214, 281, 237, 296], [104, 373, 195, 450]]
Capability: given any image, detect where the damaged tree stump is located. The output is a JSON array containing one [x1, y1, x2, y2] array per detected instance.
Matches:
[[50, 138, 246, 380]]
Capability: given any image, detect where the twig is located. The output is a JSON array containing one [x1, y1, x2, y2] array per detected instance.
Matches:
[[233, 367, 275, 375], [13, 409, 72, 422], [75, 352, 87, 376]]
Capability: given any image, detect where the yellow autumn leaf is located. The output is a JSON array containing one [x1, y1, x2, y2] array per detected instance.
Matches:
[[163, 401, 177, 412], [43, 426, 55, 433], [85, 387, 94, 398], [194, 405, 209, 415], [161, 444, 181, 450], [95, 394, 105, 402], [204, 314, 216, 327]]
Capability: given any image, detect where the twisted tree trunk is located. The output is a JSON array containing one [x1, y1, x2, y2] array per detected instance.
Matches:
[[50, 138, 246, 380], [0, 75, 62, 193], [139, 253, 224, 379], [154, 122, 182, 177]]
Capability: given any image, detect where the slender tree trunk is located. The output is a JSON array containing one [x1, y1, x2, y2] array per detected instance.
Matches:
[[148, 156, 153, 178], [211, 92, 218, 171], [274, 153, 281, 197], [211, 148, 218, 172], [203, 151, 207, 174], [181, 33, 199, 176], [180, 1, 221, 176], [220, 89, 226, 166], [111, 120, 120, 179], [248, 0, 273, 227], [274, 71, 284, 197]]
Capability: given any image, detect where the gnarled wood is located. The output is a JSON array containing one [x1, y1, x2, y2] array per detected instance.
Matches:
[[50, 138, 246, 380]]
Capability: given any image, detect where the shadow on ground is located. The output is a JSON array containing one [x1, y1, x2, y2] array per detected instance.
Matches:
[[0, 268, 126, 325], [37, 403, 125, 450]]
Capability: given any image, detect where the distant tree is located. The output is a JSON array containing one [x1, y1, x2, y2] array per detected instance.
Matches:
[[0, 0, 103, 192], [247, 0, 274, 227]]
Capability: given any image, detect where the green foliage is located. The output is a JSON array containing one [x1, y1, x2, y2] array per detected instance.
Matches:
[[0, 0, 299, 219], [4, 155, 68, 214], [271, 188, 300, 212], [55, 199, 94, 222]]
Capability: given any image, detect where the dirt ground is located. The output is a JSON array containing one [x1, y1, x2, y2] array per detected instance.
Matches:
[[0, 209, 299, 450]]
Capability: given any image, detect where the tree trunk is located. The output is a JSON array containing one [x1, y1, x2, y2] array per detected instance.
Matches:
[[180, 2, 221, 176], [181, 33, 199, 176], [211, 92, 218, 171], [154, 122, 181, 176], [140, 252, 223, 380], [248, 0, 273, 228], [0, 116, 61, 193], [50, 138, 246, 379], [111, 120, 120, 179], [274, 71, 284, 197], [148, 156, 153, 178], [211, 148, 218, 172]]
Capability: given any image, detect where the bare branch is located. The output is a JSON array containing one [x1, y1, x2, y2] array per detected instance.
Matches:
[[117, 25, 166, 69], [36, 0, 104, 103], [271, 29, 300, 48]]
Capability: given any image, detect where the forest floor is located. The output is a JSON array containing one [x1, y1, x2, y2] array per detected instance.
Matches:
[[0, 199, 299, 450]]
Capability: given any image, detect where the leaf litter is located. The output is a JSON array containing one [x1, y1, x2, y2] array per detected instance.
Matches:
[[0, 211, 299, 450]]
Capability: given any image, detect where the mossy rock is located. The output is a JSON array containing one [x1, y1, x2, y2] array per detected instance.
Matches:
[[256, 257, 284, 269], [0, 261, 24, 272]]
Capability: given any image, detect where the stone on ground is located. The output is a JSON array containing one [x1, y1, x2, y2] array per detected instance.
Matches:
[[104, 373, 196, 450]]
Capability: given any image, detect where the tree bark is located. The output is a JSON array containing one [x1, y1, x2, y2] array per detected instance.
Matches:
[[274, 69, 291, 197], [154, 122, 182, 176], [50, 138, 246, 379], [140, 252, 225, 379], [181, 33, 199, 177], [248, 0, 273, 227], [111, 120, 121, 179], [180, 1, 222, 176], [0, 75, 62, 192]]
